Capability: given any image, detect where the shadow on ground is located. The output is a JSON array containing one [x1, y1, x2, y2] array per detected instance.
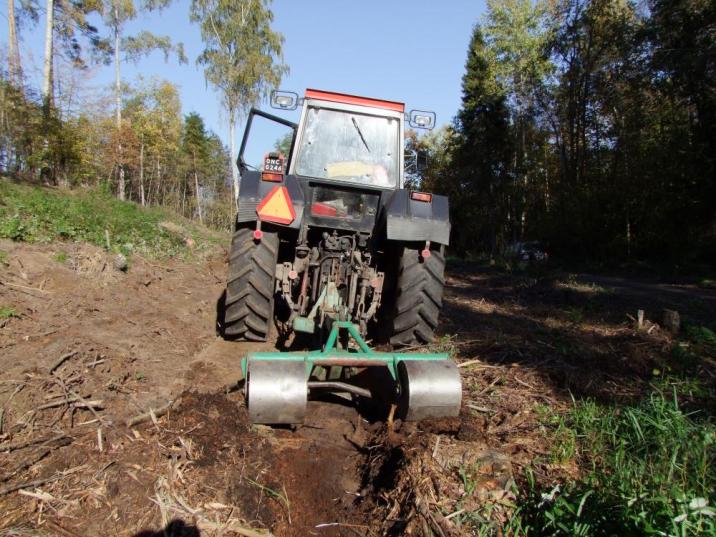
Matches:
[[441, 264, 716, 405], [134, 519, 200, 537]]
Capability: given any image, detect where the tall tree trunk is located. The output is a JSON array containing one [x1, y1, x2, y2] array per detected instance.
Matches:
[[193, 150, 203, 224], [42, 0, 53, 107], [181, 178, 187, 216], [139, 141, 145, 206], [228, 111, 239, 204], [156, 156, 162, 205], [7, 0, 22, 84], [113, 10, 125, 201]]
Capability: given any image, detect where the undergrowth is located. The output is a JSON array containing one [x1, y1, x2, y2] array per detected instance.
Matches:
[[0, 306, 18, 319], [0, 180, 225, 259], [512, 380, 715, 536]]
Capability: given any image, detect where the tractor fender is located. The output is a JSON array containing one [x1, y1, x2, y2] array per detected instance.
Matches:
[[236, 171, 304, 230], [382, 189, 450, 245]]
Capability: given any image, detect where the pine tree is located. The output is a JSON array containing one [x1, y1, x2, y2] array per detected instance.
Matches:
[[182, 112, 209, 223], [450, 25, 512, 255]]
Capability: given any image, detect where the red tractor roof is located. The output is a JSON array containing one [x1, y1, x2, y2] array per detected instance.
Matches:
[[304, 89, 404, 113]]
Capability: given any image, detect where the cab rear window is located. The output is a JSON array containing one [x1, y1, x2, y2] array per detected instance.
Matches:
[[310, 186, 379, 221]]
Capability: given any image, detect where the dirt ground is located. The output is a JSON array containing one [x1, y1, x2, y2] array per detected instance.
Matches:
[[1, 239, 714, 536]]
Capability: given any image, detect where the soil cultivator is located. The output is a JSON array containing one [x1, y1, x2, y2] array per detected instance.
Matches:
[[225, 89, 462, 424]]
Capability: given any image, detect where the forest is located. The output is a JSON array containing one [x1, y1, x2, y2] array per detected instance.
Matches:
[[1, 0, 285, 230], [418, 0, 715, 270], [2, 0, 715, 270]]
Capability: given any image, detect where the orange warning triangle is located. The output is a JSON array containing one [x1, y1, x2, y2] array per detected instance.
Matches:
[[256, 186, 295, 225]]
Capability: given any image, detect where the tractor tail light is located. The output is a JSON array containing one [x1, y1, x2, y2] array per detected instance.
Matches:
[[311, 202, 338, 217], [410, 191, 432, 202], [261, 172, 283, 182]]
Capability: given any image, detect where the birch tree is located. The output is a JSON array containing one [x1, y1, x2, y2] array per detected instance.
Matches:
[[190, 0, 287, 204], [102, 0, 186, 200], [7, 0, 24, 84], [42, 0, 54, 107], [40, 0, 106, 109]]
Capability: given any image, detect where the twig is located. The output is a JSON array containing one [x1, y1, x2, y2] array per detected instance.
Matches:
[[0, 440, 69, 483], [44, 521, 83, 537], [0, 281, 52, 296], [28, 328, 59, 339], [0, 433, 70, 452], [315, 523, 369, 529], [196, 519, 273, 537], [386, 403, 396, 432], [37, 398, 103, 411], [126, 399, 178, 427], [444, 509, 465, 520], [18, 489, 55, 501], [135, 254, 173, 272], [458, 359, 501, 369], [513, 376, 535, 390], [466, 403, 494, 413], [97, 427, 103, 452], [3, 381, 24, 406], [49, 351, 79, 373], [0, 464, 85, 495]]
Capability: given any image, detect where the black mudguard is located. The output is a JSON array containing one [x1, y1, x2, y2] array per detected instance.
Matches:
[[382, 189, 450, 246], [235, 171, 305, 230]]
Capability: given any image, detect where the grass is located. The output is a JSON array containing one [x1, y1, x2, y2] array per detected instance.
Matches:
[[686, 325, 716, 352], [245, 478, 292, 524], [0, 179, 225, 260], [0, 250, 7, 265], [54, 250, 68, 263], [512, 380, 716, 536], [0, 307, 18, 319]]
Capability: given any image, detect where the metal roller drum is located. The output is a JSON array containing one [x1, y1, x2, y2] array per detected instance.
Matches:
[[247, 360, 307, 424], [398, 360, 462, 421]]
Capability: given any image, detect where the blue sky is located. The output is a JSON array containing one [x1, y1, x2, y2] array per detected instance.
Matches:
[[3, 0, 487, 148]]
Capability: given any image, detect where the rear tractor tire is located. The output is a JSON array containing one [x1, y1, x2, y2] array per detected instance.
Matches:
[[390, 245, 446, 346], [224, 227, 278, 342]]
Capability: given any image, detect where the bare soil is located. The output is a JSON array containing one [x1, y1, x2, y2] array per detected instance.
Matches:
[[1, 240, 714, 536]]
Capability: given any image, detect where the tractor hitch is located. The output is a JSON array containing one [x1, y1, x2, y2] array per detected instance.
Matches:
[[241, 322, 462, 424]]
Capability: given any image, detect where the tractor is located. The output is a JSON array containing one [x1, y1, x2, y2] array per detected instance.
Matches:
[[225, 89, 461, 424]]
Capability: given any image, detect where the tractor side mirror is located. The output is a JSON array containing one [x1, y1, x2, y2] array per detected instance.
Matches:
[[270, 90, 299, 111], [408, 110, 436, 130]]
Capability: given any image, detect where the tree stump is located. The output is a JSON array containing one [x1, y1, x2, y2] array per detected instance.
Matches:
[[663, 309, 680, 335]]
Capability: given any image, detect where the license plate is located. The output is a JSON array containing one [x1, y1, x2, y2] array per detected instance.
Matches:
[[264, 156, 284, 173]]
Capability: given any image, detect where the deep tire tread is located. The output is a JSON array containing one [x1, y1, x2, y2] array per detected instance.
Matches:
[[223, 228, 278, 341], [390, 247, 445, 346]]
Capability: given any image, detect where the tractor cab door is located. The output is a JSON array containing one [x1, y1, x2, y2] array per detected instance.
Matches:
[[238, 108, 298, 175]]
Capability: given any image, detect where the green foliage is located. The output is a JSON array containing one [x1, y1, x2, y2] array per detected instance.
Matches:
[[190, 0, 287, 117], [0, 250, 7, 265], [274, 132, 292, 157], [122, 31, 187, 64], [0, 307, 18, 319], [190, 0, 287, 195], [0, 180, 219, 259], [436, 0, 716, 269], [685, 325, 716, 352], [427, 24, 512, 255], [54, 250, 68, 263], [515, 383, 716, 535]]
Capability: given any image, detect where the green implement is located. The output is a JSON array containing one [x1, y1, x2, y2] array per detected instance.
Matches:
[[242, 322, 462, 424]]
